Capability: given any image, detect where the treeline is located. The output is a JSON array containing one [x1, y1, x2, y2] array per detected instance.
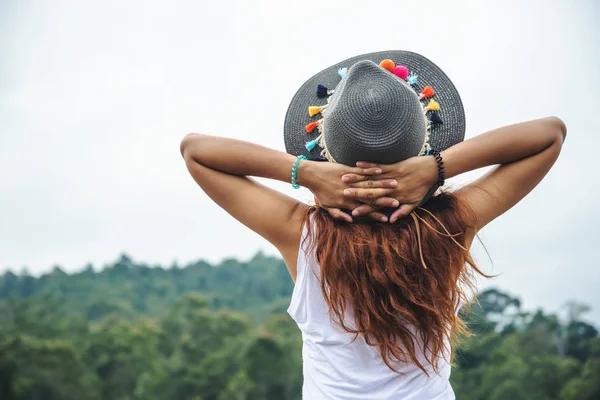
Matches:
[[0, 254, 599, 399], [0, 253, 294, 320]]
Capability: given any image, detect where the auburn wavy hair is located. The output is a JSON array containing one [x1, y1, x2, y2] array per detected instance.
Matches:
[[303, 192, 489, 374]]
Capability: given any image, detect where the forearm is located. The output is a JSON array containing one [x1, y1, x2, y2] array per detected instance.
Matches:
[[441, 117, 567, 179], [180, 133, 314, 187]]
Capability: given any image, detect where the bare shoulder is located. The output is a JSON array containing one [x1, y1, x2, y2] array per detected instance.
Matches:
[[455, 117, 566, 233]]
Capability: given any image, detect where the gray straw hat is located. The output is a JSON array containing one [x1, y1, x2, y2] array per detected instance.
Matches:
[[284, 50, 465, 166]]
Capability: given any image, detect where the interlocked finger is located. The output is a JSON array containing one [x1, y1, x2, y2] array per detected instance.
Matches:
[[368, 211, 388, 222], [351, 166, 383, 176], [348, 179, 397, 189], [389, 204, 416, 223], [343, 188, 395, 200], [351, 197, 400, 217], [351, 204, 377, 218], [342, 173, 392, 184], [349, 204, 388, 222], [324, 207, 353, 222], [356, 161, 394, 173]]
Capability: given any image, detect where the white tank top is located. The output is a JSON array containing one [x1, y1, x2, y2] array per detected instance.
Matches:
[[287, 223, 456, 400]]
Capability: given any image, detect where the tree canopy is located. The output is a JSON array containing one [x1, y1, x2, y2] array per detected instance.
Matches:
[[0, 254, 598, 399]]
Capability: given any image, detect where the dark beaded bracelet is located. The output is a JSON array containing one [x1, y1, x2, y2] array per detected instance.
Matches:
[[429, 149, 445, 187]]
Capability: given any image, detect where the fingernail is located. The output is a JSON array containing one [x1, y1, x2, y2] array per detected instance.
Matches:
[[380, 216, 387, 222], [342, 176, 349, 182], [352, 210, 359, 216], [392, 200, 399, 207], [344, 189, 351, 195], [390, 181, 397, 187], [375, 169, 382, 174]]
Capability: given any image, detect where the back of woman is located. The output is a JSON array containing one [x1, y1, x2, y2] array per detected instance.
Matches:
[[180, 51, 566, 399], [291, 195, 475, 399]]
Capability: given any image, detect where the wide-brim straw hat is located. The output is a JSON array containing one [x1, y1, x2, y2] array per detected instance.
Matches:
[[284, 50, 465, 166]]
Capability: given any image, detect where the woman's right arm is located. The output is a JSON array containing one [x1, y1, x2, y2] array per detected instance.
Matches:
[[342, 117, 567, 229], [447, 117, 566, 230]]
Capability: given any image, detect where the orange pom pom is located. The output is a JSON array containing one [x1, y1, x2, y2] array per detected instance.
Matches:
[[305, 121, 319, 133], [379, 59, 395, 72], [419, 86, 435, 99]]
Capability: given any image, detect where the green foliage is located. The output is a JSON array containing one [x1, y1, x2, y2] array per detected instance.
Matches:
[[0, 256, 598, 399], [452, 289, 599, 400], [0, 253, 293, 321]]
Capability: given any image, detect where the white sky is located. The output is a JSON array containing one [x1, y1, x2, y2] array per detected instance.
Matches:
[[1, 0, 599, 321]]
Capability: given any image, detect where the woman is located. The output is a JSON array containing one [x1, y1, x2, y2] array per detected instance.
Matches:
[[180, 51, 566, 399]]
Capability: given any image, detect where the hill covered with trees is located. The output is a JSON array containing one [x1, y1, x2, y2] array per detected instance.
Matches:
[[0, 253, 598, 399]]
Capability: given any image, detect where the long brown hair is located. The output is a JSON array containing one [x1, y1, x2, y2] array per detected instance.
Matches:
[[304, 192, 489, 374]]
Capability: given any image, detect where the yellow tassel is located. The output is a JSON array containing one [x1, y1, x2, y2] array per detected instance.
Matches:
[[308, 105, 327, 117], [308, 106, 320, 117], [424, 99, 440, 112]]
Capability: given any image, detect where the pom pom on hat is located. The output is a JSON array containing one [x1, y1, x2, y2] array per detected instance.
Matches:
[[379, 59, 395, 72], [393, 65, 409, 80], [407, 73, 418, 86]]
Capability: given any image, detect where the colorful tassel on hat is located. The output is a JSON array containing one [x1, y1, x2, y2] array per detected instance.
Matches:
[[379, 59, 395, 72], [305, 119, 323, 133], [407, 73, 418, 86], [429, 112, 443, 124], [419, 86, 435, 99], [424, 143, 432, 156], [393, 65, 409, 80], [308, 105, 327, 117], [305, 134, 322, 151], [316, 84, 334, 98], [305, 121, 318, 133], [338, 68, 347, 78], [424, 99, 440, 112]]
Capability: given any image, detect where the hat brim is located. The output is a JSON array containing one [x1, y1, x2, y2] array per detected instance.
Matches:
[[283, 50, 465, 163]]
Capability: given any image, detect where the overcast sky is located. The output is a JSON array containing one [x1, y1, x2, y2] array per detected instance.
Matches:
[[1, 0, 599, 321]]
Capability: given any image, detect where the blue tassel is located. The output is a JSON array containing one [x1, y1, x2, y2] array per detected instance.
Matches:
[[430, 112, 443, 125], [305, 137, 320, 151], [316, 84, 329, 98], [407, 73, 418, 86], [338, 68, 347, 79]]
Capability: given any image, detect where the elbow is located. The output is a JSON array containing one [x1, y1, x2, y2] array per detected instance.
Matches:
[[547, 116, 567, 143], [180, 132, 204, 160]]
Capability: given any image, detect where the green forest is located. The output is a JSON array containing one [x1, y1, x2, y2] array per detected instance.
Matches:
[[0, 253, 598, 400]]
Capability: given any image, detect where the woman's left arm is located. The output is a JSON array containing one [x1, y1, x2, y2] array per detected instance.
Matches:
[[179, 133, 391, 278]]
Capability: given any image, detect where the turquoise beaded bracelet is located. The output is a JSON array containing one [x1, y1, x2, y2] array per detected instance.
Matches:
[[291, 155, 307, 189]]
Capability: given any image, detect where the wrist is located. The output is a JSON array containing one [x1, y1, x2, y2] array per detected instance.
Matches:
[[421, 155, 439, 187], [295, 159, 317, 190], [429, 150, 446, 187], [440, 147, 452, 179]]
